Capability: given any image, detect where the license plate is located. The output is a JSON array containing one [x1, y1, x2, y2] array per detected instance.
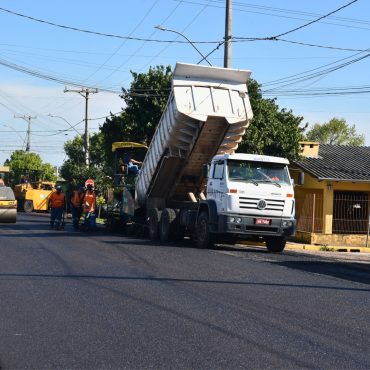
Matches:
[[255, 218, 271, 225]]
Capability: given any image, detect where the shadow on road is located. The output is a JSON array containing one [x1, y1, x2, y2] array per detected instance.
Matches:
[[0, 271, 369, 293], [274, 260, 370, 285]]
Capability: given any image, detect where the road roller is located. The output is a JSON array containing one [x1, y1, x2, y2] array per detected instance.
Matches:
[[0, 186, 17, 223]]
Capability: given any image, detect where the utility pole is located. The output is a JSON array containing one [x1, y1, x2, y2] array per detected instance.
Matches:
[[14, 115, 37, 152], [64, 87, 98, 166], [224, 0, 232, 68]]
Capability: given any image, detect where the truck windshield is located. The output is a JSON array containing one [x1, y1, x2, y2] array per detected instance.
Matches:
[[227, 160, 290, 185]]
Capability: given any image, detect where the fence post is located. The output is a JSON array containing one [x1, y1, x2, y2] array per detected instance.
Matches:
[[366, 200, 370, 248], [311, 193, 316, 233]]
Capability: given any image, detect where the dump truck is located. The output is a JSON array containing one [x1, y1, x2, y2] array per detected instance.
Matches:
[[124, 63, 298, 252]]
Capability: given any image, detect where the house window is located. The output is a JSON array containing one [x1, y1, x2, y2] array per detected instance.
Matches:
[[333, 191, 369, 234]]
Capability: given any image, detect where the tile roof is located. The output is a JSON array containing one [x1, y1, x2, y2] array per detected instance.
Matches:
[[292, 144, 370, 182]]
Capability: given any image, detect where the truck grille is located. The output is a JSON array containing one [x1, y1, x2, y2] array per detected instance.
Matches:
[[239, 196, 285, 212]]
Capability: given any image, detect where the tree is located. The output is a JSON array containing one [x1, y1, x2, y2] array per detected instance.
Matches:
[[4, 150, 56, 185], [305, 118, 365, 146], [60, 133, 110, 192], [99, 65, 172, 169], [238, 79, 306, 160]]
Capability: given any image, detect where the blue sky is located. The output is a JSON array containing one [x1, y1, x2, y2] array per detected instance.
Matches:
[[0, 0, 369, 166]]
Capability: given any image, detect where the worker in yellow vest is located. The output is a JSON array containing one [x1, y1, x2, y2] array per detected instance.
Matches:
[[49, 185, 65, 230]]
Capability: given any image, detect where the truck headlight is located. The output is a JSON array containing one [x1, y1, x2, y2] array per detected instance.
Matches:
[[282, 220, 293, 227], [229, 216, 242, 223]]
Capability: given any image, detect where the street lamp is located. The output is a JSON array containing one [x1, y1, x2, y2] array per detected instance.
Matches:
[[48, 114, 81, 135], [155, 25, 212, 66]]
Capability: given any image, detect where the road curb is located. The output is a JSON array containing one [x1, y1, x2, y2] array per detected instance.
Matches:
[[286, 242, 370, 254]]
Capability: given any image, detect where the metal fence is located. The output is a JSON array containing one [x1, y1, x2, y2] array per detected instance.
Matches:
[[296, 191, 370, 234]]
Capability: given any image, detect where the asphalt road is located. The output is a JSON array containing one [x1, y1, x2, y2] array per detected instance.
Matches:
[[1, 213, 370, 369]]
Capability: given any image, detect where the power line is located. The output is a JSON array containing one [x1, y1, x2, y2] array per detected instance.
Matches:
[[176, 0, 370, 30], [272, 0, 359, 38], [262, 49, 370, 88], [119, 0, 214, 86], [0, 56, 119, 93], [82, 0, 160, 84], [0, 6, 221, 44], [275, 38, 366, 52], [91, 1, 185, 87], [14, 115, 36, 152], [64, 87, 98, 166]]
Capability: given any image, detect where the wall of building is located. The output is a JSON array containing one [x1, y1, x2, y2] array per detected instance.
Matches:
[[295, 231, 369, 247], [290, 166, 370, 240]]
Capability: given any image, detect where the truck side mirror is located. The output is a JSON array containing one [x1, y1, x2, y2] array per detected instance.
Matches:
[[298, 172, 304, 185], [202, 164, 210, 178]]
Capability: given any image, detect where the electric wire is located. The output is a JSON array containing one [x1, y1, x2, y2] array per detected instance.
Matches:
[[176, 0, 369, 30], [82, 0, 160, 84], [272, 0, 359, 38], [262, 49, 370, 88], [0, 6, 221, 44]]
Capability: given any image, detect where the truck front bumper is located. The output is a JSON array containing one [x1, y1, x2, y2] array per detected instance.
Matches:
[[216, 214, 296, 237]]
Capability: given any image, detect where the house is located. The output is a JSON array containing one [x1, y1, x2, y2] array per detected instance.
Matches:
[[290, 142, 370, 247]]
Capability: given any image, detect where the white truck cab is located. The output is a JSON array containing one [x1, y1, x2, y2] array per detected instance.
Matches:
[[199, 153, 296, 252]]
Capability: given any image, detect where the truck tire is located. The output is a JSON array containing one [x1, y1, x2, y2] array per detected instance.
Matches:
[[159, 208, 177, 242], [196, 211, 215, 249], [23, 200, 34, 213], [149, 208, 162, 240], [265, 236, 286, 253]]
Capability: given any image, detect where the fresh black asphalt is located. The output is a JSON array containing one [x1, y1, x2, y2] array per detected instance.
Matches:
[[1, 213, 370, 369]]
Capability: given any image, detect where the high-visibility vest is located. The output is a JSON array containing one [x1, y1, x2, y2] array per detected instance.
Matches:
[[50, 192, 65, 208], [83, 191, 96, 213], [71, 190, 84, 207]]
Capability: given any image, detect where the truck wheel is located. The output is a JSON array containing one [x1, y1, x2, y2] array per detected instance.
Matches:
[[159, 208, 177, 242], [196, 211, 215, 249], [23, 200, 34, 213], [149, 208, 162, 240], [265, 236, 286, 253]]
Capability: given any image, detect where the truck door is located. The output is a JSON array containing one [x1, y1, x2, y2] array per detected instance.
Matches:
[[208, 160, 226, 212]]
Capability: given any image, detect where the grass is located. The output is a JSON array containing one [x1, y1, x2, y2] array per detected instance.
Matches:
[[319, 245, 335, 252]]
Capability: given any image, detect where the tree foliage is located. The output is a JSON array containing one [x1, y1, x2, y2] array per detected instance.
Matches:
[[61, 65, 307, 189], [99, 65, 172, 169], [238, 79, 306, 160], [59, 133, 110, 192], [4, 150, 56, 184], [305, 118, 365, 146]]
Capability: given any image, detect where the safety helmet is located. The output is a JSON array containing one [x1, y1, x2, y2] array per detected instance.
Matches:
[[56, 185, 62, 191]]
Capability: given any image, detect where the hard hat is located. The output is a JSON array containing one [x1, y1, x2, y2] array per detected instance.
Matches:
[[56, 185, 62, 190]]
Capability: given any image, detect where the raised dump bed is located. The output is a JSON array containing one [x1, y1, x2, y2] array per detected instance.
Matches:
[[136, 62, 253, 208]]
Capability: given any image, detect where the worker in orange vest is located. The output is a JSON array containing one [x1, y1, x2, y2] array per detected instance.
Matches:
[[49, 185, 65, 230], [82, 183, 96, 231], [70, 186, 84, 230]]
